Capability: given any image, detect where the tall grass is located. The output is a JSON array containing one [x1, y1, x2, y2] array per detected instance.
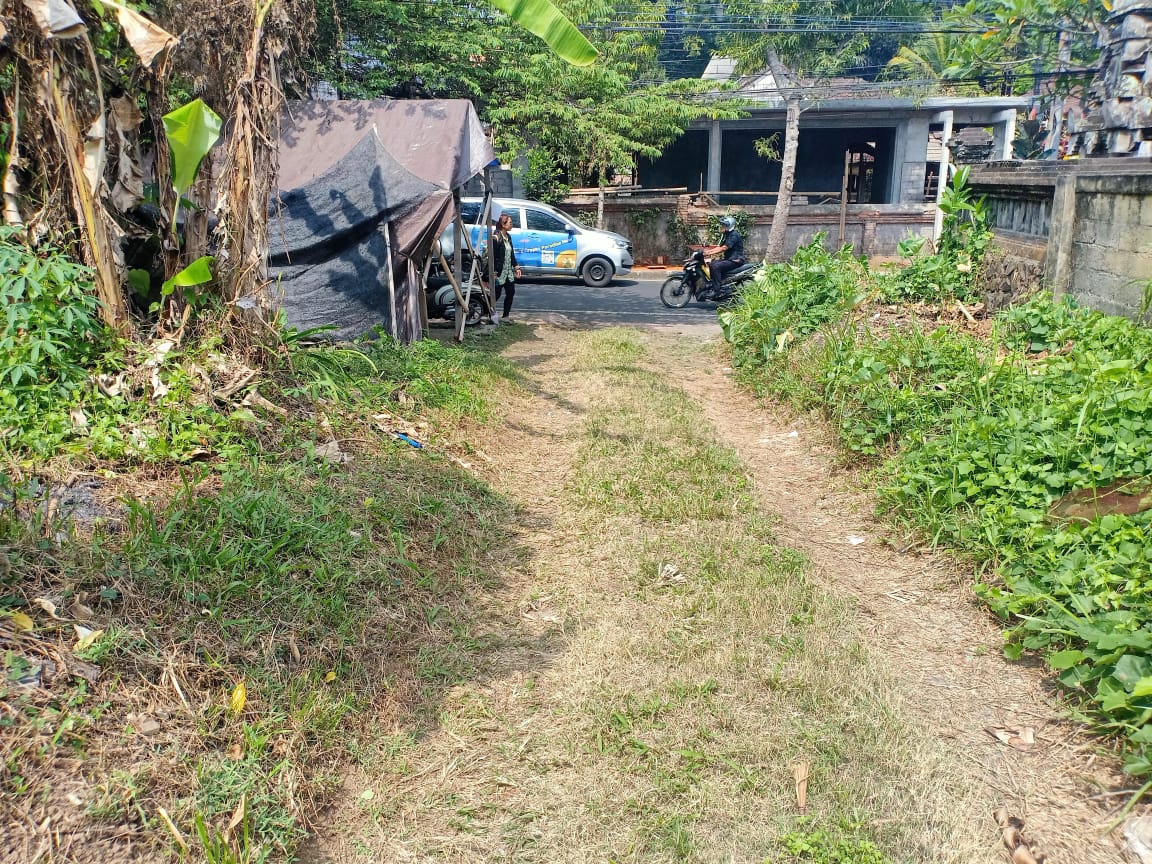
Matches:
[[726, 269, 1152, 775]]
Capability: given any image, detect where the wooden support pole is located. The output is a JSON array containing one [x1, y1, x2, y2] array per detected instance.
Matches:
[[838, 149, 850, 248], [382, 223, 399, 341]]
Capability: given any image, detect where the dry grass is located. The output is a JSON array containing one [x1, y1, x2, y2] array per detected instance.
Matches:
[[305, 326, 997, 864]]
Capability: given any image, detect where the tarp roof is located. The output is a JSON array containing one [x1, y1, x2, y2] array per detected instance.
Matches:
[[270, 99, 494, 342]]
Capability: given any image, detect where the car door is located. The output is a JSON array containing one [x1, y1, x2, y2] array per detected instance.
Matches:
[[465, 206, 522, 273], [522, 207, 578, 275]]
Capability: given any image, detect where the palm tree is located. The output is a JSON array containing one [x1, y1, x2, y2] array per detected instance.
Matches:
[[886, 33, 968, 81]]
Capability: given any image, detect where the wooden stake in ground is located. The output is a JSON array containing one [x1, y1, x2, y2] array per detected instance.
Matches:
[[792, 760, 810, 813]]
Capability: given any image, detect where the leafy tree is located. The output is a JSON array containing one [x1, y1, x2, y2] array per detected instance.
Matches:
[[311, 0, 745, 209], [884, 0, 1105, 96]]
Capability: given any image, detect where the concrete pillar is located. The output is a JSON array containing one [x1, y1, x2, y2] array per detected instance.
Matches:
[[897, 117, 931, 204], [991, 109, 1018, 161], [887, 120, 909, 203], [933, 110, 954, 242], [1045, 173, 1078, 296], [707, 121, 722, 192]]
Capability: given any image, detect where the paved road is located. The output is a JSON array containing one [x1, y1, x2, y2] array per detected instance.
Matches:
[[506, 273, 722, 335]]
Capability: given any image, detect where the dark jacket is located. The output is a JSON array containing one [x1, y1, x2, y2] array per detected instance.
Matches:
[[486, 231, 517, 282], [720, 229, 745, 263]]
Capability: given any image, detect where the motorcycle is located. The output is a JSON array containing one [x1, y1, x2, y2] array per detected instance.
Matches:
[[425, 281, 489, 326], [659, 250, 759, 308]]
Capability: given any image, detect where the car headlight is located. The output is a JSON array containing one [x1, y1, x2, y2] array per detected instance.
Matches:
[[614, 239, 629, 249]]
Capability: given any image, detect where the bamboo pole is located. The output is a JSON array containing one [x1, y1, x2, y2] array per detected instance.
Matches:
[[454, 194, 491, 341], [383, 222, 398, 341]]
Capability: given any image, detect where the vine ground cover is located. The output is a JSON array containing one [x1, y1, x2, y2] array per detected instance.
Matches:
[[723, 248, 1152, 778]]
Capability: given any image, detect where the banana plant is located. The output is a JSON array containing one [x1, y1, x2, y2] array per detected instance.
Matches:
[[489, 0, 597, 66], [161, 98, 223, 231]]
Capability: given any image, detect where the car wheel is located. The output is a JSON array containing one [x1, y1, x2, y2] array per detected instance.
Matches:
[[581, 256, 614, 288]]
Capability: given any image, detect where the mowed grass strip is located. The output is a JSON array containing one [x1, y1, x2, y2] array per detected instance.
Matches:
[[555, 328, 983, 863]]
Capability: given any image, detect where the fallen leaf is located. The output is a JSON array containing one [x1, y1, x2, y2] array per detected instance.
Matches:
[[73, 625, 104, 653], [156, 806, 188, 852], [288, 637, 301, 663], [226, 742, 244, 761], [324, 670, 337, 683], [1125, 815, 1152, 864], [9, 610, 34, 632], [33, 598, 62, 619], [69, 408, 89, 429], [68, 596, 96, 621], [792, 761, 810, 813], [985, 725, 1036, 751], [229, 681, 247, 715], [314, 440, 348, 464], [130, 714, 161, 736], [149, 368, 169, 401], [223, 793, 247, 840]]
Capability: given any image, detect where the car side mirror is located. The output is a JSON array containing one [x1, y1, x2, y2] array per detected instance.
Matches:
[[567, 227, 576, 235]]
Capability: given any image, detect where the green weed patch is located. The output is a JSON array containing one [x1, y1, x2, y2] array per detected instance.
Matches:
[[1, 302, 523, 860], [726, 272, 1152, 774]]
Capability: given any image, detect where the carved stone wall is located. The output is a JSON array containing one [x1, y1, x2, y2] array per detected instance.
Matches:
[[1072, 0, 1152, 157]]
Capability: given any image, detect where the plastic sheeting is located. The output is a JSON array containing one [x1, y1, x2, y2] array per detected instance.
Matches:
[[270, 99, 494, 342]]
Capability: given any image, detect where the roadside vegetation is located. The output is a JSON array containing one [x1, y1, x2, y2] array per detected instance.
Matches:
[[1, 229, 524, 861], [721, 178, 1152, 782]]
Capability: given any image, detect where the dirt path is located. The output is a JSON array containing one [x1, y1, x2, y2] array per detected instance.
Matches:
[[302, 324, 1127, 864], [658, 334, 1128, 863]]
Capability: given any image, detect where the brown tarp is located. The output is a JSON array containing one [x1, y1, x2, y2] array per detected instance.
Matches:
[[269, 99, 494, 342]]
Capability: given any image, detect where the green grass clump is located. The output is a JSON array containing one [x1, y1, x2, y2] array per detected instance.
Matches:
[[772, 825, 891, 864], [719, 236, 868, 368], [2, 297, 523, 860], [726, 277, 1152, 775]]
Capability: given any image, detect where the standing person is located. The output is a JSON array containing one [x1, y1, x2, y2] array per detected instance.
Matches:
[[703, 215, 745, 297], [488, 212, 521, 323]]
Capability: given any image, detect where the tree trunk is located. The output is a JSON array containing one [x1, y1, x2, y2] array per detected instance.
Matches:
[[766, 96, 799, 262], [597, 181, 605, 229], [215, 0, 282, 340]]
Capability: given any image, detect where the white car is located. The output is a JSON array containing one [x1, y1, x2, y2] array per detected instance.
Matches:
[[440, 198, 633, 288]]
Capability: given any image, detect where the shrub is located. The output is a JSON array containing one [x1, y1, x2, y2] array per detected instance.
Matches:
[[880, 166, 991, 303], [719, 235, 867, 367], [724, 235, 1152, 774]]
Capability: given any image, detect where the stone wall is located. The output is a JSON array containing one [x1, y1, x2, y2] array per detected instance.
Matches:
[[1066, 174, 1152, 316], [969, 160, 1152, 319]]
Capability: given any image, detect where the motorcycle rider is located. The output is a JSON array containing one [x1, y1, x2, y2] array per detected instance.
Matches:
[[702, 215, 745, 298]]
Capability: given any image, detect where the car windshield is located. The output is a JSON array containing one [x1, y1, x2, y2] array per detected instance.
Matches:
[[459, 202, 520, 228]]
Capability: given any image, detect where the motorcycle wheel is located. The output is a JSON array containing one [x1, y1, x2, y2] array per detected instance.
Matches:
[[464, 297, 484, 327], [659, 275, 693, 308]]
